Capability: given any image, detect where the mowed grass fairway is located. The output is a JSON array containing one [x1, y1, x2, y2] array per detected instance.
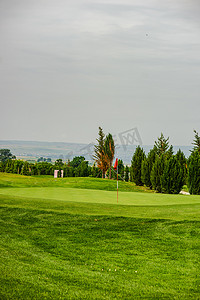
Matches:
[[0, 173, 200, 299]]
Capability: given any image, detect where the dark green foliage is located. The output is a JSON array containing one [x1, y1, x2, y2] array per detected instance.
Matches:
[[154, 133, 169, 156], [75, 161, 89, 177], [154, 133, 173, 159], [124, 166, 129, 182], [175, 149, 187, 185], [141, 159, 148, 186], [141, 148, 156, 188], [118, 159, 124, 180], [21, 161, 31, 176], [150, 154, 165, 192], [35, 162, 53, 175], [90, 163, 99, 178], [165, 145, 174, 159], [188, 151, 200, 194], [64, 166, 74, 177], [191, 129, 200, 154], [37, 157, 51, 162], [13, 160, 24, 174], [0, 156, 91, 179], [161, 156, 184, 194], [0, 161, 5, 172], [55, 158, 64, 167], [0, 149, 16, 162], [70, 156, 85, 168], [130, 146, 145, 186], [4, 159, 15, 173]]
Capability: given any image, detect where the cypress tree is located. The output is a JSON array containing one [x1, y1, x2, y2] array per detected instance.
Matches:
[[175, 149, 187, 185], [188, 151, 200, 194], [161, 156, 184, 194], [117, 159, 124, 180], [125, 165, 129, 182], [150, 154, 165, 192], [130, 146, 145, 186], [141, 148, 157, 188]]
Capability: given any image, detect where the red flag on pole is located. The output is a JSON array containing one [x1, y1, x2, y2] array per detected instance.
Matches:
[[114, 158, 118, 170]]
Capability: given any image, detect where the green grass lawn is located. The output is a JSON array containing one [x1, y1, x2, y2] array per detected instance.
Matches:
[[0, 173, 200, 299]]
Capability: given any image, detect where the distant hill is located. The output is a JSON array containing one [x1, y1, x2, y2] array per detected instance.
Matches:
[[0, 140, 192, 165]]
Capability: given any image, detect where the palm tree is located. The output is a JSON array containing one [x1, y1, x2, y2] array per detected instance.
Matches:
[[104, 133, 115, 179]]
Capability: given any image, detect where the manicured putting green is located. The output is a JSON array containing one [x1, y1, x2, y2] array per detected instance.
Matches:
[[0, 187, 199, 206]]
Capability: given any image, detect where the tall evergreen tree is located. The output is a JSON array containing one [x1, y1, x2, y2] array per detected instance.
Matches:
[[191, 130, 200, 154], [175, 149, 187, 185], [161, 156, 184, 194], [104, 133, 115, 179], [154, 133, 170, 156], [130, 146, 145, 186], [93, 127, 108, 178], [124, 165, 129, 182], [118, 159, 124, 180], [141, 148, 157, 188], [188, 151, 200, 194], [165, 145, 174, 160], [150, 154, 165, 192]]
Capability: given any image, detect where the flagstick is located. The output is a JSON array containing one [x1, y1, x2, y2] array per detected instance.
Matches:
[[117, 164, 118, 203]]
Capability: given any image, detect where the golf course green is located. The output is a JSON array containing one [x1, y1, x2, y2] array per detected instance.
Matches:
[[0, 173, 200, 299]]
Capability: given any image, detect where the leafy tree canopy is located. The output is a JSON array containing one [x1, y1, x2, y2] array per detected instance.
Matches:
[[70, 156, 85, 168], [55, 159, 64, 167], [0, 149, 16, 162]]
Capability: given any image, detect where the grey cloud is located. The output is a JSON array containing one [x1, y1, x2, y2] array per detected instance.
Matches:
[[0, 0, 200, 145]]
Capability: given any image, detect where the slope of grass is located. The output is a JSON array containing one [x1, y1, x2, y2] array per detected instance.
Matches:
[[1, 173, 200, 299], [0, 172, 152, 192], [1, 205, 200, 299]]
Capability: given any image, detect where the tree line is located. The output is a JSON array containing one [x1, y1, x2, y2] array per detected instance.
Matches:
[[0, 153, 93, 177], [0, 129, 200, 194], [130, 132, 200, 194], [92, 128, 200, 194]]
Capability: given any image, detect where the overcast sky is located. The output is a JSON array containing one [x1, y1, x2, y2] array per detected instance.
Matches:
[[0, 0, 200, 146]]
